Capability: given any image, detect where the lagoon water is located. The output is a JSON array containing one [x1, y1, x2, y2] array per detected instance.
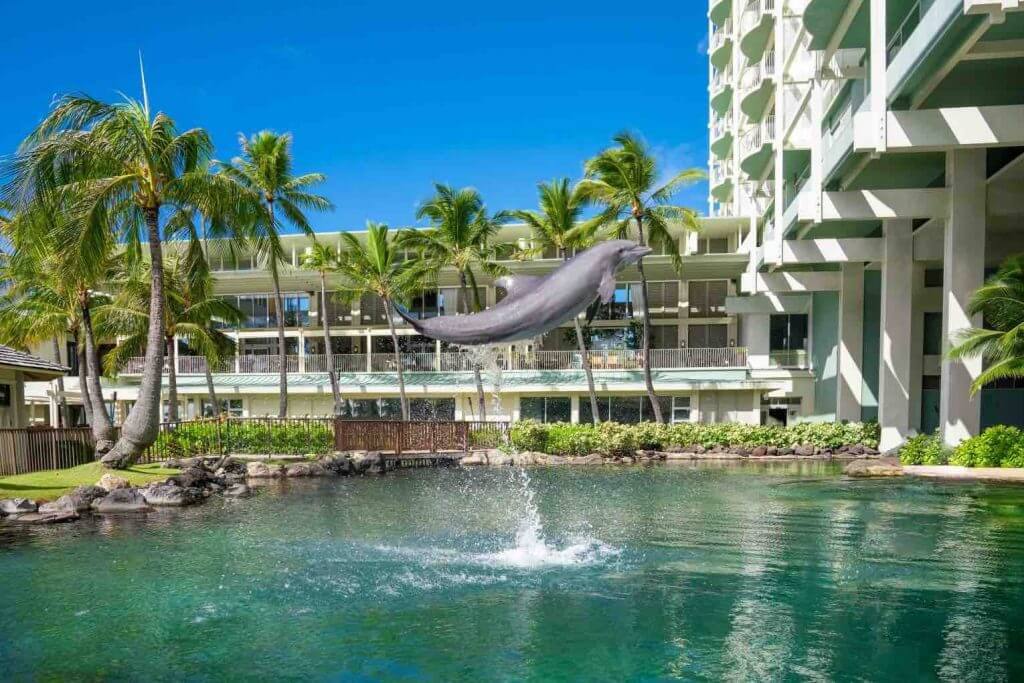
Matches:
[[2, 463, 1024, 681]]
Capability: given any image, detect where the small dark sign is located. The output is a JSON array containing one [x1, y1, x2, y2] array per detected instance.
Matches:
[[0, 384, 10, 407]]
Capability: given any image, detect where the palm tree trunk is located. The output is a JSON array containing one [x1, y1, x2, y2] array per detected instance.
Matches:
[[102, 205, 167, 468], [76, 341, 93, 428], [560, 250, 600, 424], [385, 298, 409, 420], [205, 364, 219, 416], [51, 337, 68, 429], [80, 301, 115, 444], [165, 336, 179, 422], [320, 271, 342, 413], [270, 262, 289, 418], [459, 272, 487, 421], [634, 215, 664, 424]]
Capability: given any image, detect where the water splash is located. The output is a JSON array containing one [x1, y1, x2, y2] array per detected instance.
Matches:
[[460, 343, 506, 417]]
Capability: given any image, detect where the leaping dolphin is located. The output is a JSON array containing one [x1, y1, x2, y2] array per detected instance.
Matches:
[[392, 240, 653, 345]]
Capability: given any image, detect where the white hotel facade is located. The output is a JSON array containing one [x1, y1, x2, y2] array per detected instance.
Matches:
[[24, 0, 1024, 447]]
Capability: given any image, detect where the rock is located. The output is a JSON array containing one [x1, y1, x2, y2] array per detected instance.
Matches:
[[169, 466, 215, 489], [794, 444, 815, 457], [285, 462, 314, 477], [751, 446, 768, 458], [0, 498, 38, 515], [541, 454, 569, 465], [246, 461, 285, 478], [91, 488, 152, 513], [223, 473, 246, 485], [97, 474, 131, 491], [665, 444, 686, 453], [846, 444, 865, 456], [487, 452, 514, 466], [863, 446, 880, 455], [843, 458, 903, 477], [766, 446, 779, 456], [224, 484, 251, 498], [620, 456, 635, 464], [317, 454, 353, 475], [142, 483, 202, 507], [665, 452, 698, 461], [38, 486, 107, 514], [216, 458, 248, 476], [7, 511, 79, 524], [779, 447, 794, 456], [163, 458, 184, 469], [569, 453, 605, 465], [460, 452, 487, 466], [351, 451, 385, 475], [692, 444, 706, 454]]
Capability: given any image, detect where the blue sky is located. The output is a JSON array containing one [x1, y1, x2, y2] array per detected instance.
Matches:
[[2, 1, 709, 230]]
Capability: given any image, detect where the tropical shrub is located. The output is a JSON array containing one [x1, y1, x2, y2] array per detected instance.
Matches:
[[898, 434, 949, 465], [151, 420, 334, 458], [508, 420, 880, 456], [950, 425, 1024, 468]]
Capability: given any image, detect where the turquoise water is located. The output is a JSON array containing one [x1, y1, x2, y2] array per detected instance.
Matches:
[[2, 463, 1024, 681]]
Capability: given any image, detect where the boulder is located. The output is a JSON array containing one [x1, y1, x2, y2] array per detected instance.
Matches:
[[169, 466, 215, 489], [846, 444, 865, 456], [843, 458, 903, 477], [460, 452, 487, 466], [751, 446, 768, 458], [285, 462, 314, 477], [351, 451, 385, 475], [665, 452, 698, 461], [794, 444, 815, 457], [38, 486, 107, 514], [317, 454, 353, 475], [766, 446, 779, 456], [569, 453, 605, 465], [0, 498, 38, 515], [217, 458, 248, 476], [7, 511, 79, 524], [162, 458, 184, 470], [91, 488, 152, 513], [620, 456, 635, 465], [142, 483, 202, 507], [487, 452, 514, 466], [97, 474, 131, 491], [863, 446, 880, 455], [540, 454, 569, 465], [246, 461, 285, 478], [224, 483, 251, 498], [779, 447, 794, 456]]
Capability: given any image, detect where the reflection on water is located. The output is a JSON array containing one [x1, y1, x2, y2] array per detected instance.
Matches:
[[2, 463, 1023, 681]]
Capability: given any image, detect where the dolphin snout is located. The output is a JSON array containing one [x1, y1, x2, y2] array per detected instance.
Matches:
[[620, 244, 653, 265]]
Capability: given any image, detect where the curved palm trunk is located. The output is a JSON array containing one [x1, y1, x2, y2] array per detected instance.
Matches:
[[270, 261, 289, 418], [561, 250, 600, 424], [81, 302, 115, 445], [384, 298, 409, 420], [52, 337, 68, 429], [76, 341, 93, 428], [165, 336, 179, 422], [634, 216, 664, 424], [458, 272, 487, 421], [320, 271, 342, 413], [102, 206, 167, 468]]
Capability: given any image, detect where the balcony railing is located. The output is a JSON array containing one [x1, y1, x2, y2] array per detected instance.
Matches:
[[120, 348, 750, 376], [740, 114, 776, 156], [709, 19, 733, 54], [710, 161, 730, 187], [768, 349, 809, 369]]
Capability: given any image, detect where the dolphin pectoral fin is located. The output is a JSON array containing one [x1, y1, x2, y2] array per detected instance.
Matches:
[[598, 270, 616, 303], [585, 298, 601, 325], [494, 274, 546, 307], [391, 302, 423, 331]]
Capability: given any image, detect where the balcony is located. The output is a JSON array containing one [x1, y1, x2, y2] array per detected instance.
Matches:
[[768, 349, 809, 369], [120, 348, 751, 377], [709, 19, 733, 69], [739, 113, 775, 176], [739, 0, 775, 60], [710, 115, 733, 159], [709, 161, 733, 201], [710, 69, 733, 114], [739, 49, 775, 119], [710, 0, 732, 25]]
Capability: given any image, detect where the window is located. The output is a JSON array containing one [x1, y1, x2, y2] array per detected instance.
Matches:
[[520, 397, 571, 423], [924, 269, 943, 288], [200, 399, 243, 418], [360, 294, 390, 325], [645, 282, 680, 309], [688, 280, 728, 317], [696, 237, 729, 254], [579, 396, 673, 424], [769, 314, 808, 352], [651, 325, 679, 349], [65, 340, 79, 375], [337, 398, 403, 420], [671, 397, 691, 423], [409, 398, 456, 421], [594, 284, 635, 320], [923, 312, 943, 355], [688, 324, 728, 348], [282, 295, 310, 327]]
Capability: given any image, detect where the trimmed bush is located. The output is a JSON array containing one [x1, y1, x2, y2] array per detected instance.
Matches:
[[898, 434, 948, 465], [950, 425, 1024, 468], [508, 420, 879, 456], [152, 420, 334, 458]]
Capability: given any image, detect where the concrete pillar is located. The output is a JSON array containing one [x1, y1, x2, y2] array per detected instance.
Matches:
[[837, 263, 865, 421], [745, 313, 771, 369], [879, 219, 914, 450], [570, 395, 580, 424], [941, 149, 986, 446], [870, 0, 887, 152]]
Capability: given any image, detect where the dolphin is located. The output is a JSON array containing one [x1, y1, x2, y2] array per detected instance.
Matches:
[[392, 240, 653, 345]]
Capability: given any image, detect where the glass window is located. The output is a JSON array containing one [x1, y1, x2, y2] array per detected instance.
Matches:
[[697, 237, 729, 254], [671, 397, 691, 423], [609, 396, 643, 424], [521, 397, 571, 423], [594, 284, 635, 320], [924, 269, 943, 288], [770, 314, 808, 352], [688, 324, 727, 348], [923, 312, 943, 355], [688, 280, 729, 317]]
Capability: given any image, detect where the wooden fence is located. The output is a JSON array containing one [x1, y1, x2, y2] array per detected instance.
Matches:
[[0, 427, 98, 476], [334, 420, 508, 454]]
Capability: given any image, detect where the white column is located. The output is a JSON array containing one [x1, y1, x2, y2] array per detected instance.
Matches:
[[837, 263, 865, 421], [941, 149, 986, 446], [745, 313, 771, 369], [570, 395, 580, 424], [365, 332, 373, 372], [879, 219, 913, 450], [870, 0, 888, 152]]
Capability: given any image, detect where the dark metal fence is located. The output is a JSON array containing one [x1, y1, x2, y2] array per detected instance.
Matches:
[[0, 427, 97, 476]]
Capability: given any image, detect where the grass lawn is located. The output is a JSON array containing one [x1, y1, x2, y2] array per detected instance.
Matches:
[[0, 462, 180, 502]]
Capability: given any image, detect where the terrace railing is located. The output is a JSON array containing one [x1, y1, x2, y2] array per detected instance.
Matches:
[[0, 426, 101, 476]]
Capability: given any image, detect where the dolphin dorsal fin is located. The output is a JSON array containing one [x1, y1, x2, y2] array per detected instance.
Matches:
[[494, 275, 545, 306]]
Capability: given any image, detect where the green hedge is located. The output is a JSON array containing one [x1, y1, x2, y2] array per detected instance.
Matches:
[[949, 425, 1024, 468], [152, 420, 334, 459], [898, 434, 949, 465], [508, 420, 880, 456]]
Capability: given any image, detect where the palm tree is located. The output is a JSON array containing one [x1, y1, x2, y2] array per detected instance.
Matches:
[[402, 184, 510, 420], [301, 241, 343, 413], [948, 255, 1024, 392], [578, 132, 703, 423], [334, 223, 427, 420], [3, 93, 250, 467], [216, 131, 332, 418], [513, 178, 604, 423], [101, 252, 244, 422], [0, 198, 115, 442]]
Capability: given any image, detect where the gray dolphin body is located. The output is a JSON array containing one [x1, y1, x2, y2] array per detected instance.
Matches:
[[393, 240, 652, 345]]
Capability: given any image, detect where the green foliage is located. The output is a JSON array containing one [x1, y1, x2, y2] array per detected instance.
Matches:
[[508, 420, 880, 456], [152, 420, 333, 459], [898, 434, 949, 466], [950, 425, 1024, 468]]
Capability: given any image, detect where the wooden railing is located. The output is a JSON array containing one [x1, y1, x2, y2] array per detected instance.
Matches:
[[335, 420, 508, 454], [0, 427, 99, 476], [120, 347, 749, 376]]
